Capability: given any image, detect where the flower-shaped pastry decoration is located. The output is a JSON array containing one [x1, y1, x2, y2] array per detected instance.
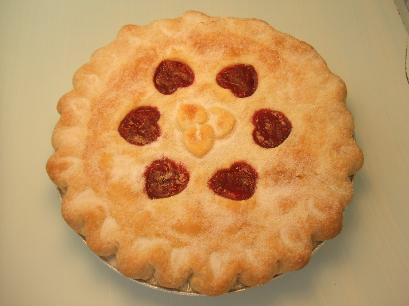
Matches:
[[177, 104, 235, 157]]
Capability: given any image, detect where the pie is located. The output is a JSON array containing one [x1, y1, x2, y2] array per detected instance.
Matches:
[[46, 11, 363, 295]]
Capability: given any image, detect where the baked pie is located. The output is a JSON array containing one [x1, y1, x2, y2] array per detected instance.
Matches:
[[46, 11, 363, 295]]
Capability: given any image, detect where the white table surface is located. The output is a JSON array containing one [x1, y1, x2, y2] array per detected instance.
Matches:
[[1, 0, 409, 305]]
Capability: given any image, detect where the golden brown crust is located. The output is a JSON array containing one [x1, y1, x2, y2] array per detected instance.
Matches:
[[46, 11, 363, 295]]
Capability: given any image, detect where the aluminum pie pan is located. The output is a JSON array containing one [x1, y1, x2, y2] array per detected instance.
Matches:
[[81, 237, 324, 296]]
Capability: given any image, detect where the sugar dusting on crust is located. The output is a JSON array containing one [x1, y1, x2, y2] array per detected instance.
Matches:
[[100, 217, 119, 242], [109, 154, 145, 192], [46, 10, 363, 295]]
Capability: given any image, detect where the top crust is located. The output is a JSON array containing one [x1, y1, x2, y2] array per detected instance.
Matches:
[[46, 11, 363, 295]]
